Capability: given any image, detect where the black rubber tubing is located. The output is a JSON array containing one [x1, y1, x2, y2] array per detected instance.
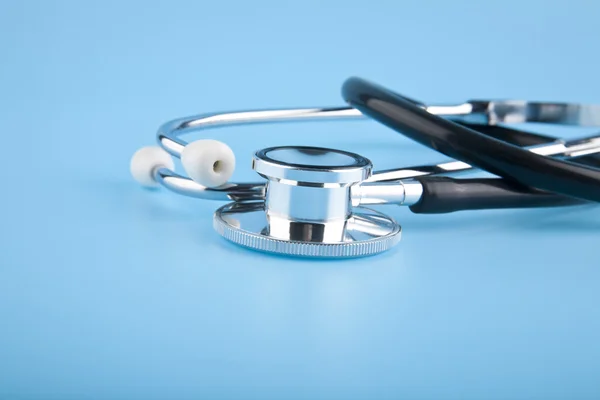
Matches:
[[414, 124, 596, 213], [342, 77, 600, 203], [457, 124, 554, 147], [409, 177, 585, 214]]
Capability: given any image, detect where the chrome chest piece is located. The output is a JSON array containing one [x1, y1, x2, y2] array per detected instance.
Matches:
[[213, 146, 401, 257]]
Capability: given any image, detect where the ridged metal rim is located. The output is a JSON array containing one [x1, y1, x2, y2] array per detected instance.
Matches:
[[213, 203, 401, 258]]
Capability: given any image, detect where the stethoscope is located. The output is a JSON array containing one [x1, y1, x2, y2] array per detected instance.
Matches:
[[130, 77, 600, 258]]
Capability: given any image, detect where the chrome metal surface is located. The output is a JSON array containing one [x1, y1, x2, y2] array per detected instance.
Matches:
[[401, 179, 425, 206], [253, 146, 373, 243], [467, 100, 600, 126], [154, 168, 265, 202], [351, 179, 424, 206], [265, 181, 352, 241], [213, 202, 401, 258], [351, 181, 405, 206]]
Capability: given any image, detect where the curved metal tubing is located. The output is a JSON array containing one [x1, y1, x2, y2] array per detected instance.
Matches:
[[153, 102, 600, 201], [155, 168, 266, 202]]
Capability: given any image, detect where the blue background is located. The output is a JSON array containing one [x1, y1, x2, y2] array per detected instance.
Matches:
[[2, 1, 600, 399]]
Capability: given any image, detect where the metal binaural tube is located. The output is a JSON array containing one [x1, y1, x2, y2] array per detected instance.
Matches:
[[157, 102, 600, 159], [351, 179, 424, 206], [154, 168, 265, 202], [150, 100, 600, 202]]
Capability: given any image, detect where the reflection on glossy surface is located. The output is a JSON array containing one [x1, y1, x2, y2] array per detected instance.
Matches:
[[253, 146, 376, 252], [214, 202, 401, 258], [263, 146, 364, 167]]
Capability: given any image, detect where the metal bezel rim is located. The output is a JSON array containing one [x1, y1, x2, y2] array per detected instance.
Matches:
[[252, 145, 373, 185], [213, 203, 401, 258]]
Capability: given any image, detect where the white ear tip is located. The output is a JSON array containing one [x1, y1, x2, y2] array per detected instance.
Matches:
[[181, 139, 236, 188], [130, 146, 175, 187]]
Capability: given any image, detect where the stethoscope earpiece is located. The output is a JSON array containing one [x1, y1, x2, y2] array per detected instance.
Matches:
[[130, 146, 175, 188], [130, 140, 236, 189], [181, 139, 236, 188]]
